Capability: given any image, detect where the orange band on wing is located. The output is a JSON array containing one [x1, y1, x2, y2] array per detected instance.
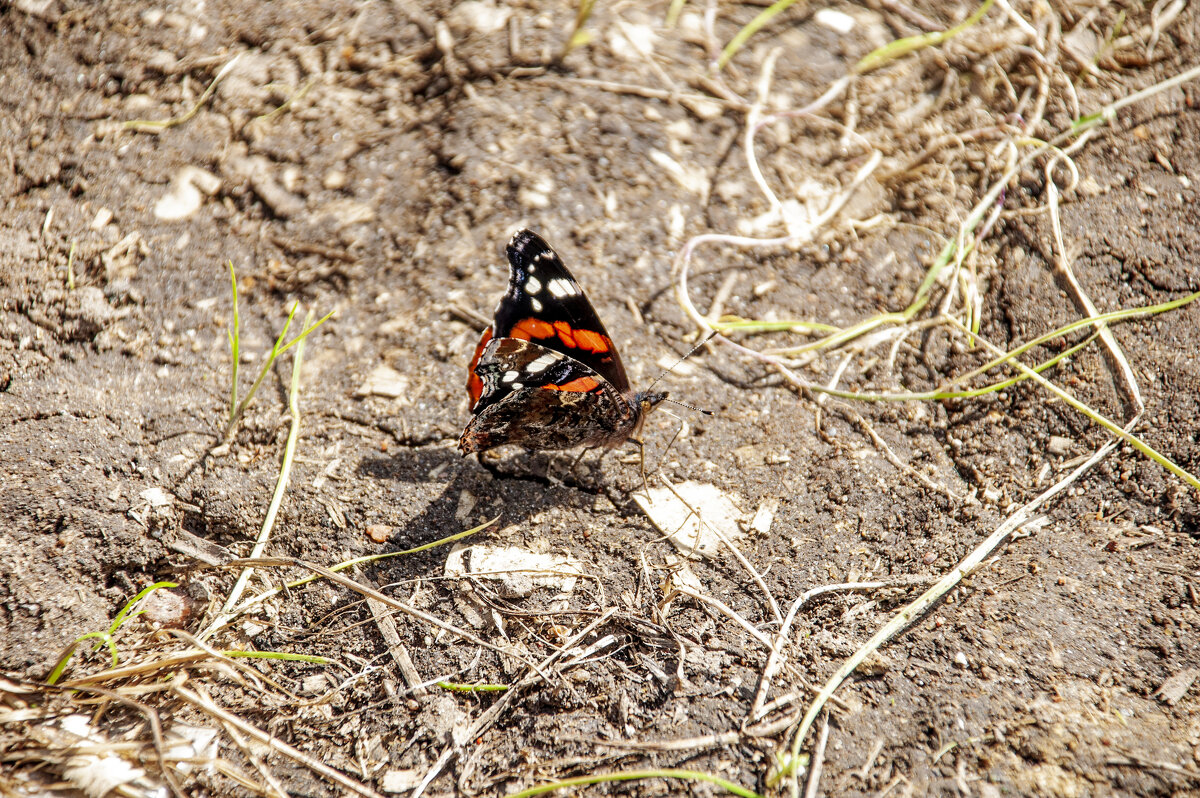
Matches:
[[466, 326, 493, 407], [546, 376, 600, 392], [572, 328, 611, 353], [511, 317, 555, 340], [552, 321, 577, 348]]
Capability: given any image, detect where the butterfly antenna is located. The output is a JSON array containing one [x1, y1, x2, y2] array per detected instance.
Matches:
[[645, 331, 719, 394], [664, 398, 713, 416]]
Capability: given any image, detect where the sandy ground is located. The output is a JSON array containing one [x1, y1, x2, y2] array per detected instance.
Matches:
[[2, 0, 1199, 795]]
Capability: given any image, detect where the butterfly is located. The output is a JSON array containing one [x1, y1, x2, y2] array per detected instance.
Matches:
[[459, 230, 668, 455]]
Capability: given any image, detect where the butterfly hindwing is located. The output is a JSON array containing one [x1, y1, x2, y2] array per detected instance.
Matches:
[[466, 325, 493, 409], [472, 338, 603, 414], [461, 338, 634, 452]]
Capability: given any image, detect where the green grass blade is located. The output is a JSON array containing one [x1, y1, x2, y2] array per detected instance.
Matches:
[[227, 261, 241, 427], [215, 516, 500, 632], [943, 291, 1200, 390], [46, 582, 178, 684], [718, 0, 799, 70], [225, 299, 334, 440], [272, 307, 336, 360], [109, 580, 180, 634], [223, 650, 332, 664], [856, 0, 995, 74], [713, 318, 842, 335], [665, 0, 688, 27], [45, 640, 83, 686], [436, 681, 510, 692], [949, 318, 1200, 492], [277, 515, 501, 592], [510, 769, 764, 798], [805, 330, 1099, 403], [561, 0, 597, 58], [124, 52, 243, 132]]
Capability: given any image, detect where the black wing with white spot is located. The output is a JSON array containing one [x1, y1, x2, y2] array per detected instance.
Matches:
[[460, 338, 639, 454], [489, 229, 631, 394], [470, 338, 592, 414]]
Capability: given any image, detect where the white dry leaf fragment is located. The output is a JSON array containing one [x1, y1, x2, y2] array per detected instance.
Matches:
[[667, 203, 686, 241], [226, 154, 305, 218], [517, 175, 554, 210], [164, 724, 219, 776], [62, 754, 147, 798], [59, 715, 150, 798], [140, 587, 187, 626], [449, 0, 511, 35], [215, 50, 273, 105], [1062, 20, 1101, 67], [155, 165, 222, 220], [609, 21, 657, 61], [746, 499, 778, 536], [664, 555, 704, 595], [13, 0, 59, 21], [354, 364, 409, 400], [815, 8, 856, 33], [90, 207, 113, 229], [634, 481, 745, 558], [454, 489, 477, 523], [1046, 435, 1073, 456], [444, 544, 584, 598], [140, 487, 173, 507], [101, 231, 146, 282], [649, 150, 709, 197], [302, 673, 330, 695], [380, 768, 422, 793], [317, 198, 375, 228], [415, 694, 470, 748], [739, 177, 839, 241], [779, 197, 816, 239], [680, 95, 724, 121]]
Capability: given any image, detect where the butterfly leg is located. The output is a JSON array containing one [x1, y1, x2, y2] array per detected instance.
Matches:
[[632, 437, 650, 496], [566, 446, 593, 476]]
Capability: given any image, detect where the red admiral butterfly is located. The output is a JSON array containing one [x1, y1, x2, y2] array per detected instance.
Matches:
[[459, 230, 668, 454]]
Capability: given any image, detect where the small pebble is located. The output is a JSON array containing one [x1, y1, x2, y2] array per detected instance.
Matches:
[[323, 169, 348, 190], [1047, 435, 1073, 456]]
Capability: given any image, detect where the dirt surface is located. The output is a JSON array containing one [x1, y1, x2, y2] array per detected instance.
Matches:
[[2, 0, 1199, 796]]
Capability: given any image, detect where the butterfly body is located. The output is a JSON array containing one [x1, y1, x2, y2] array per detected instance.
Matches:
[[459, 230, 666, 454]]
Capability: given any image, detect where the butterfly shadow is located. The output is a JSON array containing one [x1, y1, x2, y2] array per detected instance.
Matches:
[[355, 446, 577, 554]]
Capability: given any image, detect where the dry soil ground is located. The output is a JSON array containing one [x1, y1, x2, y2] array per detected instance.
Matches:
[[2, 0, 1199, 796]]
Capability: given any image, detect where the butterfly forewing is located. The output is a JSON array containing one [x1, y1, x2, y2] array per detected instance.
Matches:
[[491, 230, 632, 394]]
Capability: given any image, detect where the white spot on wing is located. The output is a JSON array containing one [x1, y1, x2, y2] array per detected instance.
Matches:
[[528, 352, 559, 372], [547, 278, 579, 298], [525, 276, 542, 294], [530, 297, 543, 312], [502, 370, 520, 382]]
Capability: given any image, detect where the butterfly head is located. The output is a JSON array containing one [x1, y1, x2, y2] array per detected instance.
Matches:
[[636, 390, 669, 418]]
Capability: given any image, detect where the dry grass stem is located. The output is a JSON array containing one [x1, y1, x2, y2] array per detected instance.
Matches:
[[174, 685, 384, 798]]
